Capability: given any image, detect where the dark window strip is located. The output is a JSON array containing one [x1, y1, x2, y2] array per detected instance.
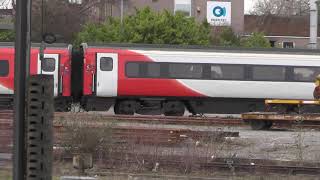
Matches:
[[124, 61, 320, 82]]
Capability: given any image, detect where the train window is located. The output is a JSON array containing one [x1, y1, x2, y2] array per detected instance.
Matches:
[[211, 66, 222, 79], [169, 63, 203, 79], [211, 65, 244, 80], [252, 66, 286, 81], [0, 60, 9, 77], [293, 67, 320, 82], [126, 62, 140, 77], [100, 57, 113, 71], [41, 58, 55, 72], [146, 63, 160, 78]]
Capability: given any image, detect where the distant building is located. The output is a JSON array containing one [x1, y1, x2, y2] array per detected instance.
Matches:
[[245, 15, 319, 49], [83, 0, 244, 33]]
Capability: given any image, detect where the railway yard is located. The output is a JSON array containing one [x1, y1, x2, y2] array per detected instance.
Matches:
[[2, 110, 320, 179], [5, 0, 320, 178], [3, 39, 320, 179]]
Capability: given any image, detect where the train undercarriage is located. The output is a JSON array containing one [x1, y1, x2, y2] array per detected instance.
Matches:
[[81, 96, 266, 116]]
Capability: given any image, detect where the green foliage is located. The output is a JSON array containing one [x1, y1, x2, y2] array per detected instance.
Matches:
[[74, 7, 210, 46], [0, 30, 14, 42], [74, 7, 272, 49], [241, 32, 271, 48], [218, 27, 241, 47]]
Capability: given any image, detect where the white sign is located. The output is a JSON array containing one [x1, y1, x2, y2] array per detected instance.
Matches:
[[207, 1, 232, 26]]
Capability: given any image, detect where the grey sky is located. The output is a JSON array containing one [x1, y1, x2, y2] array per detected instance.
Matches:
[[0, 0, 12, 9], [245, 0, 257, 14]]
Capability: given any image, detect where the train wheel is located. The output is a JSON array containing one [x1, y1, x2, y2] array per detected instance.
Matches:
[[55, 99, 70, 112], [250, 120, 270, 130], [163, 101, 185, 116], [114, 100, 135, 115]]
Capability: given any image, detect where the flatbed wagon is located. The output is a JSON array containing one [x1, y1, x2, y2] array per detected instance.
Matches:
[[242, 99, 320, 130]]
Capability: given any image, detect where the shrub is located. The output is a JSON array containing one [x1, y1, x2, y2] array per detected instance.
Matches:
[[74, 7, 211, 46], [242, 32, 271, 48]]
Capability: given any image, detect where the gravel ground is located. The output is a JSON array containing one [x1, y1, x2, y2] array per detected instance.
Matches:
[[2, 110, 320, 179], [64, 107, 320, 162], [110, 121, 320, 162]]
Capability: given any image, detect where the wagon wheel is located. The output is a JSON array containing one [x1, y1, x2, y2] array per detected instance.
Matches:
[[265, 121, 273, 129], [249, 120, 271, 130]]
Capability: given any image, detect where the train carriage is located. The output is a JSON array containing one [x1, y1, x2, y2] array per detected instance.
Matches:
[[80, 43, 320, 116], [0, 43, 72, 111]]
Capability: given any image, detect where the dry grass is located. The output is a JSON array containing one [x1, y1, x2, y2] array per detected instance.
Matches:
[[57, 113, 114, 157], [53, 113, 320, 179]]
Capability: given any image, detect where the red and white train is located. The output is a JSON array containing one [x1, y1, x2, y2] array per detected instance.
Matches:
[[1, 43, 320, 115], [0, 43, 72, 111]]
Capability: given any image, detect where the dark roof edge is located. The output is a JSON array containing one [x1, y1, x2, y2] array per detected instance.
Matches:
[[82, 42, 320, 55], [0, 42, 71, 48]]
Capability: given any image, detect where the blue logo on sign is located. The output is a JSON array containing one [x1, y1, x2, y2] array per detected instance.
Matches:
[[213, 6, 226, 17]]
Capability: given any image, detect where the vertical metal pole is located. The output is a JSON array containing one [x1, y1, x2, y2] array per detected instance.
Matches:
[[310, 0, 318, 49], [120, 0, 124, 36], [41, 0, 44, 37], [13, 0, 31, 179], [120, 0, 123, 24], [27, 0, 32, 77], [40, 0, 45, 72]]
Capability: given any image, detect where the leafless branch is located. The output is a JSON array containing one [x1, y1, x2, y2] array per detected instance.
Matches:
[[251, 0, 310, 16]]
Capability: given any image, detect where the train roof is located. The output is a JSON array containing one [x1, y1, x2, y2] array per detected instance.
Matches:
[[0, 42, 72, 50], [82, 43, 320, 55]]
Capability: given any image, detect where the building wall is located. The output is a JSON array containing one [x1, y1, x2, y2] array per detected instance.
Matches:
[[244, 15, 320, 49], [108, 0, 244, 33], [266, 36, 320, 49]]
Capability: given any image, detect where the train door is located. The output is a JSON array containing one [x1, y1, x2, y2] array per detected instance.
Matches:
[[96, 53, 118, 97], [38, 54, 59, 96]]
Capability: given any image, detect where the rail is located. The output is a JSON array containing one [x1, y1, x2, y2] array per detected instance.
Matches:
[[0, 111, 240, 154]]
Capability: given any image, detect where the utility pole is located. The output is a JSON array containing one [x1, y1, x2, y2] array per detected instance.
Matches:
[[120, 0, 123, 24], [310, 0, 318, 49], [13, 0, 31, 179]]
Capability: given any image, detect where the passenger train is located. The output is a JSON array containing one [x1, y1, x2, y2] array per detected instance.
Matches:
[[0, 43, 72, 111], [1, 43, 320, 115]]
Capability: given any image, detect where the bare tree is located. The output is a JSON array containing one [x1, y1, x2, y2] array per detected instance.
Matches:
[[251, 0, 310, 16], [11, 0, 115, 42], [31, 0, 83, 42], [0, 0, 12, 9]]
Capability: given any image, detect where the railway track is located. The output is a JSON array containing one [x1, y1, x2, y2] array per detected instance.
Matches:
[[54, 112, 244, 126], [0, 111, 240, 154], [2, 110, 320, 176], [3, 110, 320, 153], [90, 153, 320, 176], [55, 112, 320, 130], [3, 110, 320, 131]]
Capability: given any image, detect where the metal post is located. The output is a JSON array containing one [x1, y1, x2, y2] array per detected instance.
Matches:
[[310, 0, 318, 49], [41, 0, 44, 37], [13, 0, 31, 179], [120, 0, 123, 24]]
